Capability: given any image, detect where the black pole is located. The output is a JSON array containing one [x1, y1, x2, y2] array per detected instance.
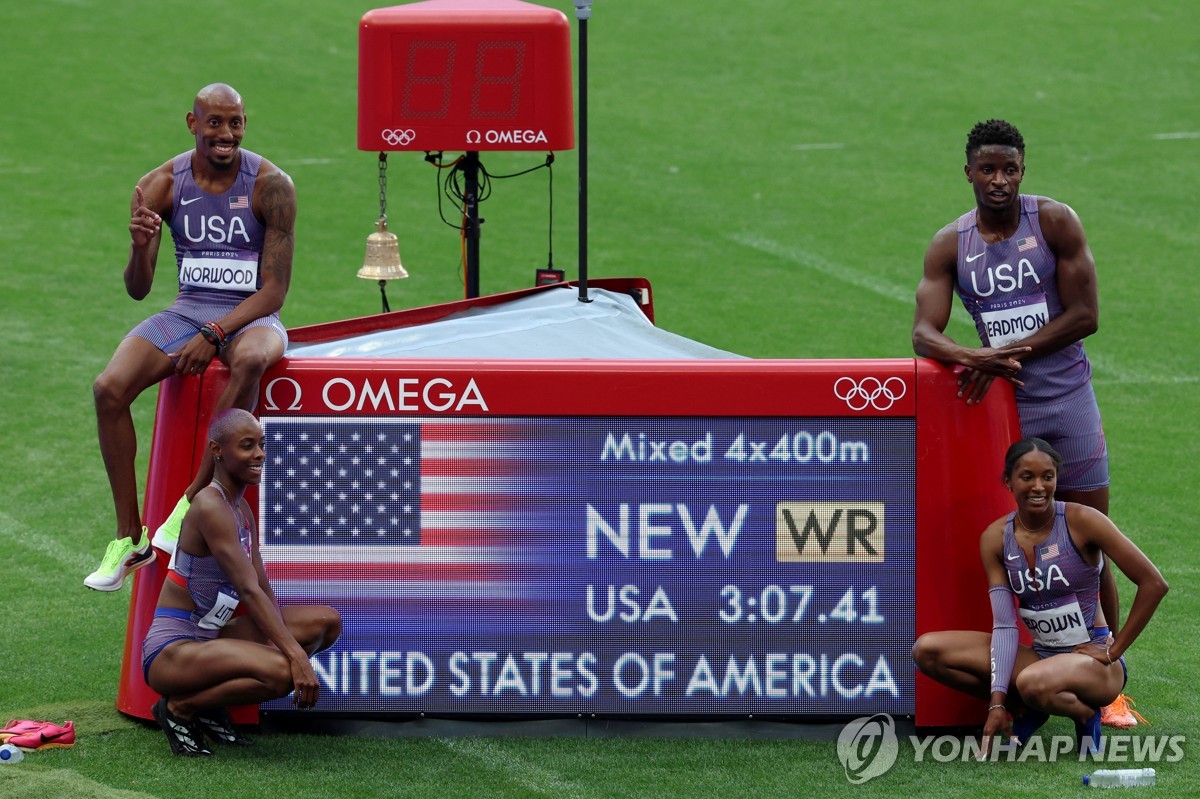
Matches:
[[575, 2, 591, 303], [463, 150, 481, 299]]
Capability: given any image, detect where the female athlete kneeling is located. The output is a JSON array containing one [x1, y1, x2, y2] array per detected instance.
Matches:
[[142, 408, 341, 756], [912, 437, 1167, 756]]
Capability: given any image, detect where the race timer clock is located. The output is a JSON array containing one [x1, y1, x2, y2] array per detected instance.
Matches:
[[358, 0, 575, 152]]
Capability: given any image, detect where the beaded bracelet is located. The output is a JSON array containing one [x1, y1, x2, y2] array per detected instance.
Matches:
[[199, 322, 227, 354], [987, 704, 1006, 713]]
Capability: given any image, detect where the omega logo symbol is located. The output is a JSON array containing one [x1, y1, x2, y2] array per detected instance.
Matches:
[[833, 376, 907, 412], [465, 129, 549, 145], [263, 377, 303, 412]]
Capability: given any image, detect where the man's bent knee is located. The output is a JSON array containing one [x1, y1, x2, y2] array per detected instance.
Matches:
[[93, 371, 134, 415], [227, 347, 278, 382]]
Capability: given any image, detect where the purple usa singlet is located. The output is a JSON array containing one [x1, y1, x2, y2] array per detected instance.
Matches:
[[169, 149, 266, 300], [1001, 501, 1106, 657], [954, 195, 1092, 403]]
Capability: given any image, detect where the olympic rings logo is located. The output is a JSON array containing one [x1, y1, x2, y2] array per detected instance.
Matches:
[[834, 376, 907, 412], [381, 128, 416, 146]]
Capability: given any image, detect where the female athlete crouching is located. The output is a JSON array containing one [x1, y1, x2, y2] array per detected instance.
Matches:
[[142, 408, 341, 756], [912, 437, 1167, 756]]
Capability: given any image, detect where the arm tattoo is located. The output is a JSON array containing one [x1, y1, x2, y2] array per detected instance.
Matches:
[[257, 171, 296, 291]]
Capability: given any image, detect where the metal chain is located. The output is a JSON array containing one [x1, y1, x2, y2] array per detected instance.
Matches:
[[378, 152, 388, 223]]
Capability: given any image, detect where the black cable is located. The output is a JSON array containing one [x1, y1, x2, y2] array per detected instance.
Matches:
[[379, 280, 391, 313], [480, 156, 553, 180], [477, 154, 556, 268], [547, 155, 554, 268], [424, 152, 558, 277], [426, 151, 465, 231]]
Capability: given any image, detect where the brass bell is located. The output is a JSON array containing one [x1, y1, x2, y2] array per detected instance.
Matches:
[[358, 217, 408, 281]]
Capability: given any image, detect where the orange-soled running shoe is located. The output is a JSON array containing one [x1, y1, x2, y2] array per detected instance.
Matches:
[[1101, 694, 1146, 729]]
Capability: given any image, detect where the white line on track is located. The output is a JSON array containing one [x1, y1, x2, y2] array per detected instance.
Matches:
[[1150, 132, 1200, 140], [439, 738, 588, 799], [1087, 354, 1198, 385], [0, 510, 97, 572], [729, 232, 914, 304], [727, 232, 1196, 385]]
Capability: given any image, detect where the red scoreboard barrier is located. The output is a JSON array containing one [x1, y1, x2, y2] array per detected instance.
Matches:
[[118, 284, 1018, 728]]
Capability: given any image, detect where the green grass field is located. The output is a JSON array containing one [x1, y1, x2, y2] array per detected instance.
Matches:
[[2, 1, 1197, 797]]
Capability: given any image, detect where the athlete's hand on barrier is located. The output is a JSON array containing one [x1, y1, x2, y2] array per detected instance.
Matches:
[[129, 186, 161, 248], [963, 343, 1033, 387], [168, 334, 218, 377], [956, 367, 997, 405], [979, 704, 1012, 759]]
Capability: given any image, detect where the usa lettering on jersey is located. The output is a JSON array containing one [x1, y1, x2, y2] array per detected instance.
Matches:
[[967, 258, 1041, 298], [182, 214, 251, 245]]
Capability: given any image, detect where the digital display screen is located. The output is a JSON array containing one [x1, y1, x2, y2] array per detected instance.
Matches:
[[258, 415, 915, 716], [357, 3, 575, 151], [396, 38, 528, 121]]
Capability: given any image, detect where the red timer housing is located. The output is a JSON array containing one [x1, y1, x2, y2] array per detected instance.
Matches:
[[358, 0, 575, 152]]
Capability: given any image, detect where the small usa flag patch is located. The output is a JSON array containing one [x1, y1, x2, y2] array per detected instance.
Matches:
[[1017, 236, 1037, 252], [1040, 542, 1060, 561], [229, 195, 249, 210]]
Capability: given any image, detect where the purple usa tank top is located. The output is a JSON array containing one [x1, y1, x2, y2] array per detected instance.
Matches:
[[166, 481, 254, 631], [1001, 500, 1106, 656], [954, 194, 1092, 403], [169, 149, 266, 300]]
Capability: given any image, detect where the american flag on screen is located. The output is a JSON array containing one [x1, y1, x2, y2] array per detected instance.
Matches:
[[229, 195, 249, 210], [261, 418, 422, 545], [258, 417, 535, 589], [1017, 236, 1037, 252], [1040, 542, 1060, 561]]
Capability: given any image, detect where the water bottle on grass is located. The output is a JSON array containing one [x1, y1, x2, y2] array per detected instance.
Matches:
[[0, 744, 24, 764], [1083, 768, 1156, 787]]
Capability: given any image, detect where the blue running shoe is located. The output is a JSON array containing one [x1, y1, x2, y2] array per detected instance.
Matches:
[[1012, 707, 1049, 744], [1077, 707, 1103, 755]]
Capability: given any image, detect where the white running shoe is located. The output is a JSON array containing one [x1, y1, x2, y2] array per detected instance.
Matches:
[[84, 531, 154, 591], [152, 495, 190, 556]]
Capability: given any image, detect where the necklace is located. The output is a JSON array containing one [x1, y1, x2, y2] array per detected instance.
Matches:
[[211, 478, 248, 529], [1016, 508, 1054, 533]]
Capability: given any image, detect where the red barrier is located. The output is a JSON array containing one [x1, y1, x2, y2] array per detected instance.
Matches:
[[118, 291, 1019, 728]]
